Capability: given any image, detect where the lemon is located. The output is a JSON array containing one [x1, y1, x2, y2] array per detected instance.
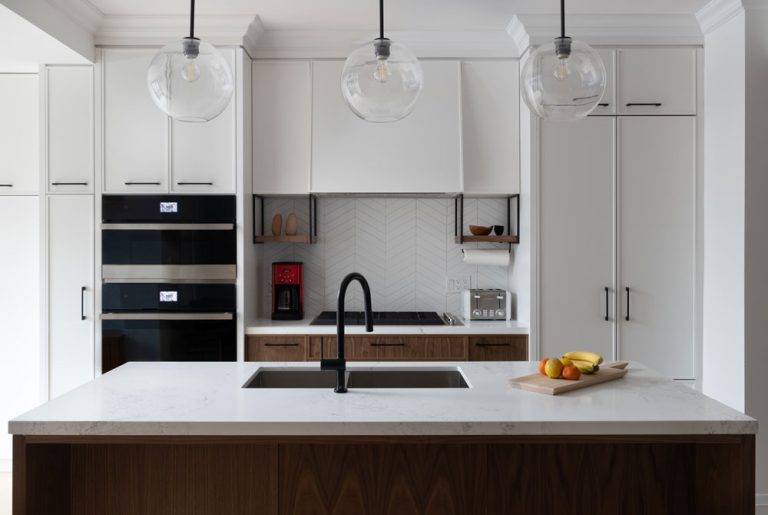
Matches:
[[544, 358, 564, 379]]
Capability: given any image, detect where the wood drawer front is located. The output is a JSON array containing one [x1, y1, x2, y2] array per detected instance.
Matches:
[[246, 336, 307, 361], [307, 336, 340, 361], [423, 337, 467, 360], [468, 336, 528, 361]]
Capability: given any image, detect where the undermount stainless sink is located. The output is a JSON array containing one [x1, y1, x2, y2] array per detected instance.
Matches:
[[243, 367, 470, 389]]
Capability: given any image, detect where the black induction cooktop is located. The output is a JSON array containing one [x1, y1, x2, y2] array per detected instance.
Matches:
[[310, 311, 445, 326]]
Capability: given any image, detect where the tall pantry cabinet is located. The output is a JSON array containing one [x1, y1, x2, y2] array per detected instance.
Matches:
[[0, 74, 40, 466], [538, 48, 698, 379]]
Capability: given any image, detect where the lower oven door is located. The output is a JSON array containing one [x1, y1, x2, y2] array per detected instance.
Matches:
[[101, 313, 236, 373]]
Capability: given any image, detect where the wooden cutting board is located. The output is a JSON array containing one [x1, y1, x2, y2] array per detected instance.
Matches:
[[508, 362, 629, 395]]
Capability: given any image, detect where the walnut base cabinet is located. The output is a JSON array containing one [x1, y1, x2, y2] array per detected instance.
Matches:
[[246, 335, 528, 362], [14, 434, 754, 515]]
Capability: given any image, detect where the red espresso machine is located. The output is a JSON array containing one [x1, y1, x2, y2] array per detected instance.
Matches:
[[271, 262, 304, 320]]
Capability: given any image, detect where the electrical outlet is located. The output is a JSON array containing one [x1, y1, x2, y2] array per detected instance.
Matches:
[[446, 276, 471, 293]]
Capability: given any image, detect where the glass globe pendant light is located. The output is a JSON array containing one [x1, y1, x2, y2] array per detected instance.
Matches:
[[340, 0, 424, 122], [147, 0, 234, 122], [520, 0, 606, 121]]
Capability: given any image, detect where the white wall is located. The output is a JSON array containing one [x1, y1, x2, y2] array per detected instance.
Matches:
[[744, 6, 768, 505], [701, 11, 746, 411]]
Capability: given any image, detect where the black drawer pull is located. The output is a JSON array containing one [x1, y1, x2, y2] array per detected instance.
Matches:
[[626, 103, 662, 107], [598, 103, 609, 107], [625, 287, 631, 322], [80, 286, 86, 320], [0, 184, 13, 187], [604, 286, 610, 321], [264, 342, 300, 347], [125, 181, 161, 186], [474, 342, 511, 347], [370, 342, 406, 347], [177, 181, 214, 186], [52, 182, 88, 186]]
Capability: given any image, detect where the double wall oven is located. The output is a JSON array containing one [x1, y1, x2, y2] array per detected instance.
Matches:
[[101, 195, 237, 373]]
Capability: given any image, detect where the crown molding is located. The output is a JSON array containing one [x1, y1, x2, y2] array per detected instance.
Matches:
[[49, 0, 104, 33], [247, 29, 519, 59], [513, 13, 703, 46], [697, 0, 744, 34], [506, 16, 530, 56], [92, 14, 259, 47]]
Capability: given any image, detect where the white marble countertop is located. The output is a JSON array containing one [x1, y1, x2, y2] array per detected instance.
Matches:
[[9, 361, 755, 437], [246, 317, 529, 335]]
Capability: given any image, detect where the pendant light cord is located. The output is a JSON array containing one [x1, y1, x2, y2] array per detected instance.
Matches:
[[379, 0, 384, 39], [189, 0, 195, 39], [560, 0, 565, 38]]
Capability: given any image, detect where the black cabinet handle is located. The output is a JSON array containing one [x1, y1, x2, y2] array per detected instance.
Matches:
[[264, 342, 300, 347], [625, 287, 631, 321], [370, 342, 406, 347], [124, 181, 161, 186], [626, 103, 662, 107], [598, 103, 609, 107], [80, 286, 86, 321], [0, 184, 13, 187], [52, 182, 88, 186], [604, 287, 610, 321], [177, 182, 214, 186]]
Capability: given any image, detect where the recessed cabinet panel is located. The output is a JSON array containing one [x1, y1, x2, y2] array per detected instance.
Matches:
[[103, 49, 168, 193], [461, 61, 520, 194], [618, 117, 696, 379], [0, 74, 39, 194], [252, 61, 312, 195], [311, 60, 462, 193], [618, 48, 696, 115], [591, 49, 616, 115], [47, 66, 94, 193], [171, 48, 237, 194], [539, 118, 616, 360], [49, 195, 95, 398]]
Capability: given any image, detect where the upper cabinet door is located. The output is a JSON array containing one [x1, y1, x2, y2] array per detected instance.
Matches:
[[618, 48, 696, 115], [591, 49, 616, 115], [252, 61, 312, 195], [171, 48, 237, 194], [46, 66, 94, 193], [461, 61, 519, 195], [311, 60, 462, 194], [103, 48, 168, 193], [0, 74, 39, 195]]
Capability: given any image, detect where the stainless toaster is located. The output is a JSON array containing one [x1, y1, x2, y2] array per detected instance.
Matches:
[[462, 289, 512, 321]]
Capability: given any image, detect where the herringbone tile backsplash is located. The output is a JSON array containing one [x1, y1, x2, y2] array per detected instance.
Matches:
[[255, 197, 514, 317]]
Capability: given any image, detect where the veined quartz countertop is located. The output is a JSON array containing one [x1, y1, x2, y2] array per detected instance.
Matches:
[[9, 361, 755, 437], [245, 317, 529, 335]]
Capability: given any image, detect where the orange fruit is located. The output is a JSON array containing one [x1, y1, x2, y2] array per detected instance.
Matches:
[[538, 358, 550, 375], [562, 365, 582, 381]]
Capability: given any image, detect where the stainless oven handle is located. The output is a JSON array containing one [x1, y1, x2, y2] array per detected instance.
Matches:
[[100, 313, 234, 321], [101, 223, 234, 231]]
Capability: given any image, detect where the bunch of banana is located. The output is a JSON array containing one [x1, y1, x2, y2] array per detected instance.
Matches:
[[562, 351, 604, 374]]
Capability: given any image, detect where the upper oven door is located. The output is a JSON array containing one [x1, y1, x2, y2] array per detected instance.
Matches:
[[101, 195, 236, 282]]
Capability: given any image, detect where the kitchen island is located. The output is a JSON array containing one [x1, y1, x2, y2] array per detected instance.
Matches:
[[10, 361, 756, 515]]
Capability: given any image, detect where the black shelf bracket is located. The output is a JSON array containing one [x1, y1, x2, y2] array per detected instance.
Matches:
[[453, 193, 521, 251]]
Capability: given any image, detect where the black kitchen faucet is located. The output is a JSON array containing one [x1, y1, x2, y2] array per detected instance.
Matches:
[[320, 272, 374, 393]]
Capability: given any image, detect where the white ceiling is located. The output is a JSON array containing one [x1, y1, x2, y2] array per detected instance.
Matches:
[[0, 4, 89, 72], [82, 0, 711, 31]]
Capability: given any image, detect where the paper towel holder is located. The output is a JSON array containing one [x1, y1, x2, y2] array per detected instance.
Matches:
[[454, 194, 520, 251]]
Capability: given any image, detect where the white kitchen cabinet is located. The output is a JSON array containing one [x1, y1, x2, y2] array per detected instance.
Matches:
[[618, 116, 696, 379], [171, 48, 237, 194], [48, 195, 95, 398], [311, 60, 462, 193], [539, 117, 616, 360], [461, 61, 520, 195], [252, 61, 312, 195], [591, 49, 616, 115], [0, 74, 39, 195], [618, 48, 696, 115], [0, 197, 40, 462], [45, 66, 94, 193], [102, 48, 168, 193]]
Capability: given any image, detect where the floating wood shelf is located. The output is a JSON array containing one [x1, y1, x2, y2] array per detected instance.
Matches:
[[253, 235, 312, 244], [461, 235, 519, 244]]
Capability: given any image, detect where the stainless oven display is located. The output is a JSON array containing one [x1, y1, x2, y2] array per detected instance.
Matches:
[[159, 202, 178, 213], [159, 291, 178, 302]]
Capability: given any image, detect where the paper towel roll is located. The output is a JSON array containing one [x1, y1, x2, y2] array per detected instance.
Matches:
[[462, 249, 510, 266]]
